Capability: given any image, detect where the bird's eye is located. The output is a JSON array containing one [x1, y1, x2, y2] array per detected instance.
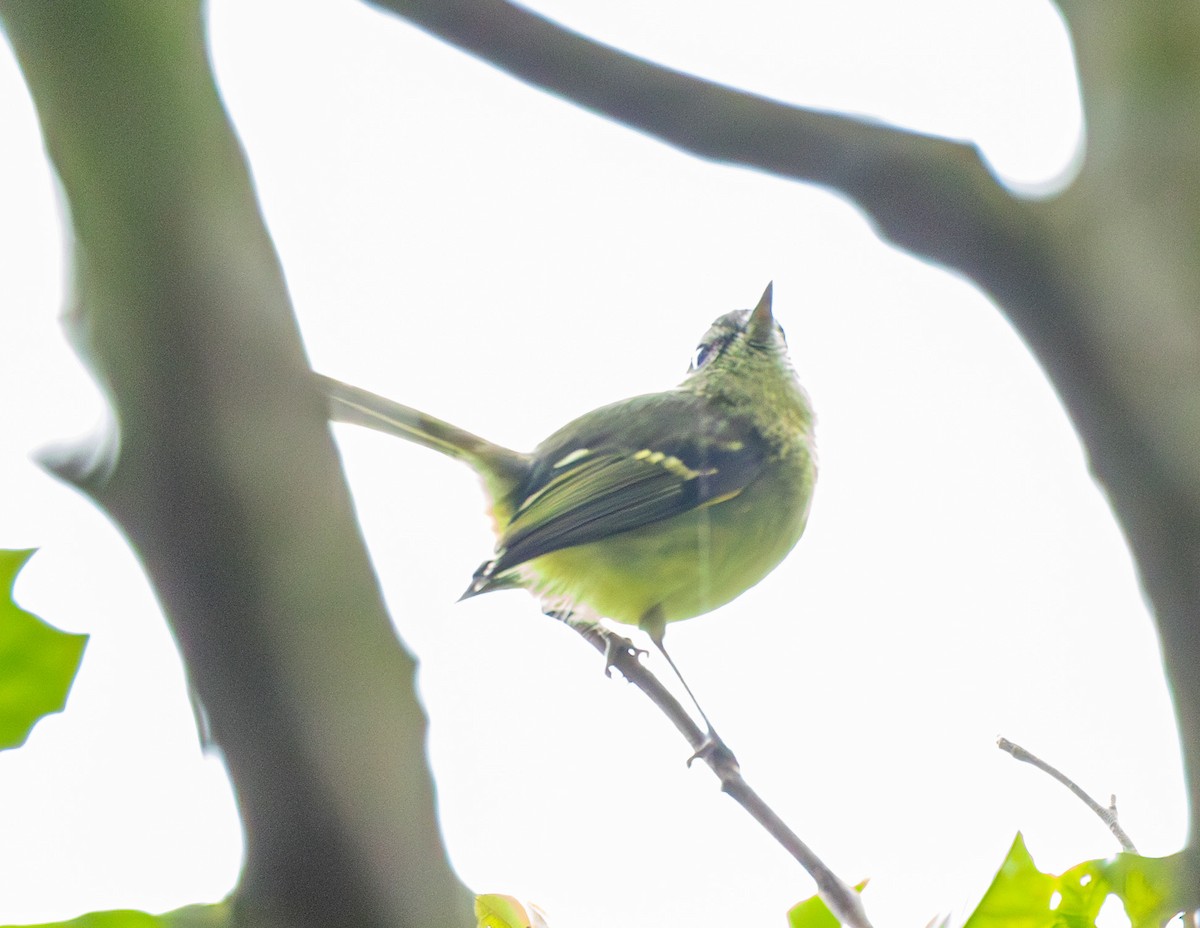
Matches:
[[689, 342, 715, 372]]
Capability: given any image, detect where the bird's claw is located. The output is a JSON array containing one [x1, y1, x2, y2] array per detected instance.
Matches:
[[600, 630, 647, 677], [686, 726, 740, 776], [544, 610, 646, 677]]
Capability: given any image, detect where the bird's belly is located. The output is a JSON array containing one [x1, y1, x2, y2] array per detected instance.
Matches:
[[523, 459, 814, 628]]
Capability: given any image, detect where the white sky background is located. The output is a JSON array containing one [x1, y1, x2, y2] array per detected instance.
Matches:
[[0, 2, 1188, 927]]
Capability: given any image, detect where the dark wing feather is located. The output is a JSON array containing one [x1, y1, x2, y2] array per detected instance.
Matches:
[[486, 390, 766, 577]]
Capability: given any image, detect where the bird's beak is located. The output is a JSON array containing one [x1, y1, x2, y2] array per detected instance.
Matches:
[[747, 281, 775, 343]]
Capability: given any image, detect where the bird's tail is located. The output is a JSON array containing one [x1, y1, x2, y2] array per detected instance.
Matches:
[[315, 373, 530, 498]]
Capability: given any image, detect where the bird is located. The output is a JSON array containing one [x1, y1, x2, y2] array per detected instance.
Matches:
[[316, 283, 816, 742]]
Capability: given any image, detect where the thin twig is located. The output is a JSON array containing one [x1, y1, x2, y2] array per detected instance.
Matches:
[[996, 736, 1138, 853], [569, 622, 871, 928]]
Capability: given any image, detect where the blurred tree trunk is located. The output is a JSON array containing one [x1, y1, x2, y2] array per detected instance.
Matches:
[[0, 2, 473, 927]]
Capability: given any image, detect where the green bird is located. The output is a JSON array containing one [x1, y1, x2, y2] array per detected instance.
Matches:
[[317, 283, 816, 736]]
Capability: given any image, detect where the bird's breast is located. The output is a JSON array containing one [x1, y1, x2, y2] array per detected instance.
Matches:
[[520, 450, 815, 628]]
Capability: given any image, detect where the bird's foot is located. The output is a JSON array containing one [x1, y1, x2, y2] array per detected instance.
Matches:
[[686, 725, 740, 778], [597, 627, 648, 678], [546, 610, 646, 677]]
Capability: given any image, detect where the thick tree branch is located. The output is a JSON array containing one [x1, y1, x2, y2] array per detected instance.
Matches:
[[365, 0, 1029, 274], [365, 0, 1200, 860], [0, 3, 472, 926], [1050, 3, 1200, 859]]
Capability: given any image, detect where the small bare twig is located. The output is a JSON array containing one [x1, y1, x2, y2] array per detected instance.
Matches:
[[569, 622, 871, 928], [996, 736, 1138, 853]]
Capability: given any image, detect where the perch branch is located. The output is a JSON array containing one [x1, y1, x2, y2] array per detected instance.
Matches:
[[571, 623, 872, 928]]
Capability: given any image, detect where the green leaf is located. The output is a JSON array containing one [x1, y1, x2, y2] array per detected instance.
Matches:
[[787, 893, 841, 928], [475, 894, 535, 928], [785, 838, 1192, 928], [0, 902, 231, 928], [787, 880, 869, 928], [964, 834, 1059, 928], [6, 913, 163, 928], [963, 833, 1192, 928], [1077, 852, 1190, 928], [0, 549, 88, 750]]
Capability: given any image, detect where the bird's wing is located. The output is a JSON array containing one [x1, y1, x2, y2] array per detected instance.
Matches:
[[487, 391, 766, 575]]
